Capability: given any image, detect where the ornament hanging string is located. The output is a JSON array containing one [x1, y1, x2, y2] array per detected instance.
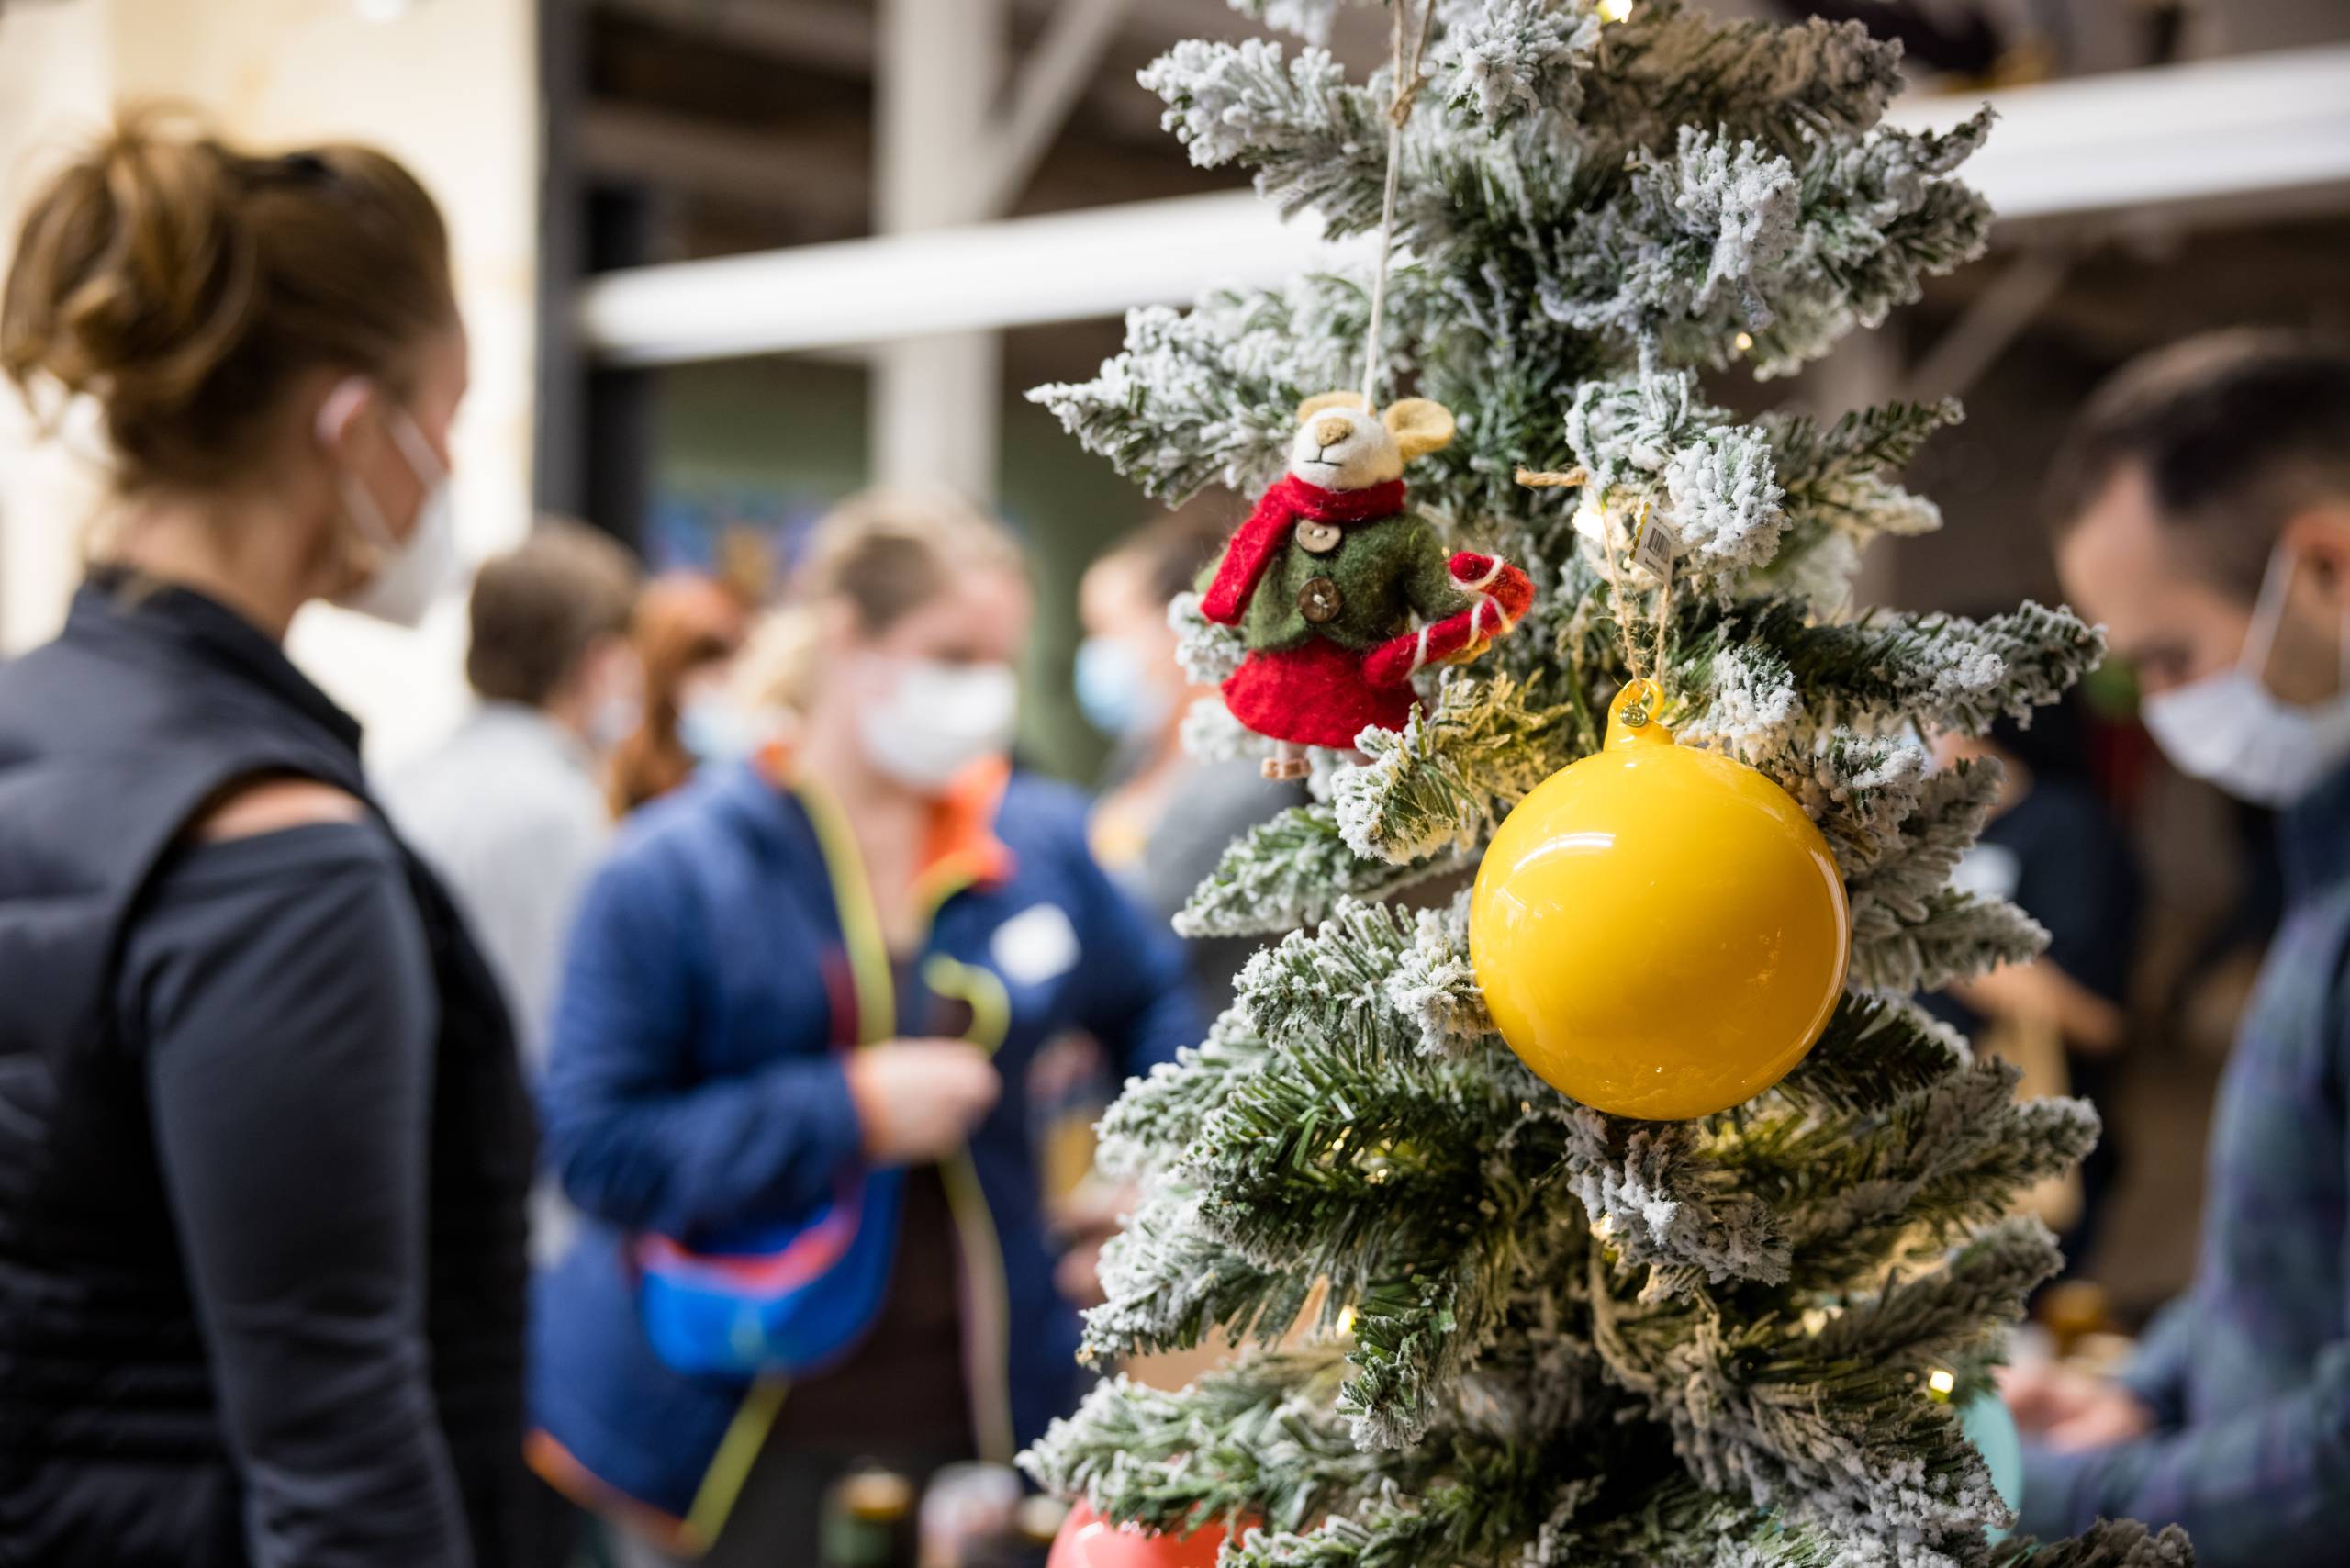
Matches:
[[1359, 0, 1438, 411], [1600, 501, 1674, 695]]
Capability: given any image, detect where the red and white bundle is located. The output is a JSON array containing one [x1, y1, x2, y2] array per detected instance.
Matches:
[[1363, 552, 1535, 689]]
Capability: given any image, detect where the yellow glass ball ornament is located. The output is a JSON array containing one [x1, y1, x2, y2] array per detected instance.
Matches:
[[1469, 678, 1851, 1119]]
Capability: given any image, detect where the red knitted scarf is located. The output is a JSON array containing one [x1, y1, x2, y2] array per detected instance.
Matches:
[[1199, 474, 1407, 625]]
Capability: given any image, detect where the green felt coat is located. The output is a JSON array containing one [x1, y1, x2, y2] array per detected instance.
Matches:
[[1203, 512, 1473, 654]]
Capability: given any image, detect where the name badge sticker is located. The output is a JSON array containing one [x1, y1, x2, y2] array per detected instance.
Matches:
[[990, 902, 1081, 988]]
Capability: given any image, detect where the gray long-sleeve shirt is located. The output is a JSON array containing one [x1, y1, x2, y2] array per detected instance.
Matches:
[[383, 703, 611, 1070]]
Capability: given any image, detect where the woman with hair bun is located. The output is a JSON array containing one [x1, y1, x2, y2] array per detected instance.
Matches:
[[0, 114, 532, 1566]]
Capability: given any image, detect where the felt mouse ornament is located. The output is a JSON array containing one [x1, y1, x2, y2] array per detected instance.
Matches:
[[1200, 392, 1533, 779]]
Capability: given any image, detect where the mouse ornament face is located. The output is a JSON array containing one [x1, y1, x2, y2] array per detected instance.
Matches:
[[1288, 389, 1443, 489], [1198, 392, 1534, 779]]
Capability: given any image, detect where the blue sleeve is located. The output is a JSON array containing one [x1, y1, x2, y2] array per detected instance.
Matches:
[[1061, 814, 1202, 1081], [132, 825, 472, 1568], [2115, 1296, 2195, 1428], [2020, 978, 2350, 1552], [538, 846, 864, 1239], [2020, 1344, 2350, 1560]]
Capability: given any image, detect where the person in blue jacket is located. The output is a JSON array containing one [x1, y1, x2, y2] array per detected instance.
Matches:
[[529, 487, 1202, 1565]]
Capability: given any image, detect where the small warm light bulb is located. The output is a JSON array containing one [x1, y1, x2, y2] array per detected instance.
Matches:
[[1800, 1307, 1830, 1337], [1927, 1368, 1956, 1399], [1734, 330, 1755, 353], [1571, 494, 1614, 550], [1336, 1305, 1357, 1337], [1597, 0, 1635, 23]]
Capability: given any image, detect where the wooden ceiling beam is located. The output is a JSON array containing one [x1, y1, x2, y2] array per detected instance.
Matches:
[[575, 100, 870, 231], [590, 0, 1192, 148], [589, 0, 871, 77]]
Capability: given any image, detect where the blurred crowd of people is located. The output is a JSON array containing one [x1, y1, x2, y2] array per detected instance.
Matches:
[[3, 117, 2349, 1568]]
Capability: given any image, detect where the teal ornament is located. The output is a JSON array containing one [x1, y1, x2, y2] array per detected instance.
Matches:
[[1962, 1390, 2024, 1541]]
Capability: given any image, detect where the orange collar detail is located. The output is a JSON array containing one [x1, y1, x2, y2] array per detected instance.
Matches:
[[922, 755, 1015, 891], [757, 741, 1015, 896]]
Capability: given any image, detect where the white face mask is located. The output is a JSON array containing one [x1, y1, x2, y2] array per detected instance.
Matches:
[[2140, 543, 2350, 808], [583, 646, 645, 756], [856, 656, 1018, 793], [1074, 634, 1169, 740], [677, 694, 759, 767], [322, 382, 458, 629], [588, 689, 641, 755]]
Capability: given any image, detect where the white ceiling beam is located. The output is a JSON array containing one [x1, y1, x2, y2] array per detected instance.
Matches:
[[579, 46, 2350, 367], [580, 190, 1344, 365], [1882, 44, 2350, 223], [872, 0, 1007, 495], [574, 102, 865, 217]]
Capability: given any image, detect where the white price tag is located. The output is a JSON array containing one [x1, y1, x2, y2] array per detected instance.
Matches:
[[1628, 509, 1679, 584]]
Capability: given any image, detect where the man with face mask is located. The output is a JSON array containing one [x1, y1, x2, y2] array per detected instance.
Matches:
[[386, 519, 643, 1088], [2008, 331, 2350, 1563]]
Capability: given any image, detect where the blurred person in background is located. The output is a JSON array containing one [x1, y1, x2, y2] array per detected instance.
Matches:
[[1051, 505, 1306, 1318], [528, 487, 1199, 1566], [0, 117, 531, 1565], [386, 518, 642, 1333], [1078, 500, 1304, 1014], [711, 601, 815, 752], [1924, 689, 2140, 1272], [386, 518, 642, 1072], [2007, 330, 2350, 1564], [608, 569, 749, 813]]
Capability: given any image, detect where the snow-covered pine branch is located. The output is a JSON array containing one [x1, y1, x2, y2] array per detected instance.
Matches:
[[1331, 673, 1577, 862], [1177, 801, 1462, 937], [1729, 599, 2107, 736], [1030, 274, 1376, 504], [1851, 886, 2049, 994]]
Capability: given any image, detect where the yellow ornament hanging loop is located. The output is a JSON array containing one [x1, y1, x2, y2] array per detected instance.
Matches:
[[1469, 680, 1852, 1120], [1615, 674, 1662, 731]]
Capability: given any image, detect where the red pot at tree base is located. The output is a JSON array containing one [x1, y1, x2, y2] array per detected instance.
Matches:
[[1047, 1500, 1232, 1567]]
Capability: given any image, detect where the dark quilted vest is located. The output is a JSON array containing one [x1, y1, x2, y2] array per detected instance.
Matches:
[[0, 578, 532, 1566]]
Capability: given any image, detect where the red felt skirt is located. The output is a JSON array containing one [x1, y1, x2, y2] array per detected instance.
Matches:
[[1221, 635, 1418, 751]]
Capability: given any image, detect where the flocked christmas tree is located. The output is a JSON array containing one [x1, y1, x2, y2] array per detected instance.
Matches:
[[1024, 3, 2193, 1564]]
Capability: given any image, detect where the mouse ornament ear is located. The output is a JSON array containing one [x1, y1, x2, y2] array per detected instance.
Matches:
[[1382, 398, 1455, 461], [1295, 390, 1367, 422]]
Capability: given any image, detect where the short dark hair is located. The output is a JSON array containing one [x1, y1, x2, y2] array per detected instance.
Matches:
[[465, 518, 641, 707], [2046, 330, 2350, 598]]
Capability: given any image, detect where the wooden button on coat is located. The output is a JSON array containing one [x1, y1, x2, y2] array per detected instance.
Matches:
[[1295, 520, 1344, 555], [1298, 577, 1342, 623]]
